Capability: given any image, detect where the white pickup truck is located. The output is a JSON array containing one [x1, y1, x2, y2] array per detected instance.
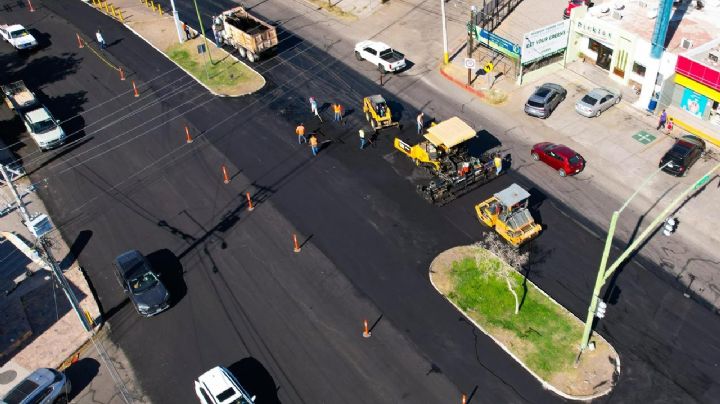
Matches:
[[354, 40, 406, 73], [0, 24, 38, 50]]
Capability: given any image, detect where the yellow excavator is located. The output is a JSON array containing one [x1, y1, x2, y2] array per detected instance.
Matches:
[[475, 183, 542, 247], [363, 94, 399, 132]]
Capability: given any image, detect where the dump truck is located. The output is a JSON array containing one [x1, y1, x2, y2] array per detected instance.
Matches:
[[363, 95, 400, 132], [2, 80, 38, 112], [394, 116, 502, 205], [474, 183, 542, 247], [217, 6, 278, 62]]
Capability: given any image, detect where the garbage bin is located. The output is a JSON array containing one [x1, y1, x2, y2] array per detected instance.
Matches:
[[647, 98, 658, 112]]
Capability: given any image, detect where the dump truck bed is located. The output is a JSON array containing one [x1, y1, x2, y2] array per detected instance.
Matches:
[[2, 80, 37, 111], [221, 6, 278, 55]]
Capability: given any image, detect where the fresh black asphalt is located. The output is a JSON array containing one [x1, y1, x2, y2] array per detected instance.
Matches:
[[2, 0, 719, 403]]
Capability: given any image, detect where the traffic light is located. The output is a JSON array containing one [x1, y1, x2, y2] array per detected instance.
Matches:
[[596, 300, 608, 319], [663, 217, 677, 236]]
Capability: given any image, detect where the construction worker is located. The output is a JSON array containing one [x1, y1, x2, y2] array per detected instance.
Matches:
[[359, 129, 367, 150], [309, 134, 319, 156], [309, 97, 322, 122], [333, 103, 343, 122], [494, 153, 503, 175], [416, 112, 424, 135], [296, 123, 306, 144]]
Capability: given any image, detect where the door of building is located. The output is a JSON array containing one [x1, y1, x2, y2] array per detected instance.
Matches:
[[590, 39, 613, 70]]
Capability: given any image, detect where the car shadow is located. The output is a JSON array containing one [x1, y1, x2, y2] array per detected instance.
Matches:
[[63, 357, 100, 400], [228, 357, 280, 404], [26, 29, 51, 51], [146, 249, 187, 306]]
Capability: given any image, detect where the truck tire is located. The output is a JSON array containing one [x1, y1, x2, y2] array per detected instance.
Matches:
[[238, 47, 246, 58], [355, 51, 363, 61], [247, 52, 257, 62]]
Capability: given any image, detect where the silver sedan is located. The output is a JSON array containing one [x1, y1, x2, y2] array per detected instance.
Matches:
[[574, 88, 621, 117]]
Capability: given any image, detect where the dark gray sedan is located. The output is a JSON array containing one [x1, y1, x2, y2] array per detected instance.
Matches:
[[524, 83, 567, 118], [114, 250, 170, 317], [575, 88, 621, 117]]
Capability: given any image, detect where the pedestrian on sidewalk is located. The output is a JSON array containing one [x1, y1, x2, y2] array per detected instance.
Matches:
[[309, 134, 319, 156], [296, 123, 306, 144], [657, 109, 667, 130], [96, 29, 106, 49], [494, 153, 502, 175], [359, 129, 367, 149], [666, 118, 674, 134], [416, 112, 424, 135], [183, 22, 191, 40], [211, 24, 220, 47]]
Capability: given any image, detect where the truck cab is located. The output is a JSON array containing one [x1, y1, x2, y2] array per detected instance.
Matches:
[[22, 106, 66, 151]]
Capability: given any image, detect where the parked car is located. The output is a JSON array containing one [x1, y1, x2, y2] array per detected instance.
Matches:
[[0, 24, 38, 50], [563, 0, 590, 19], [21, 106, 66, 151], [531, 142, 585, 177], [194, 366, 256, 404], [659, 135, 706, 176], [524, 83, 567, 118], [354, 40, 406, 73], [113, 250, 170, 317], [1, 367, 71, 404], [575, 88, 621, 117]]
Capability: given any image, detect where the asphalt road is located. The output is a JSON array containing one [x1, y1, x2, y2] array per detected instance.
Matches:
[[2, 1, 719, 403]]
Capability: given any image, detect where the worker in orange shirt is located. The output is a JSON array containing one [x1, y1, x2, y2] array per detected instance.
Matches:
[[296, 123, 306, 144], [333, 103, 343, 122], [309, 134, 319, 156]]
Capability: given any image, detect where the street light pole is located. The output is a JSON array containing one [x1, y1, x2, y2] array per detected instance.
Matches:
[[579, 162, 720, 352], [467, 6, 476, 85], [440, 0, 449, 64], [169, 0, 184, 44], [192, 0, 214, 66]]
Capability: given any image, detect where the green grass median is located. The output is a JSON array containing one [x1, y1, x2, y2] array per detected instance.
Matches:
[[431, 245, 618, 399], [166, 40, 264, 96]]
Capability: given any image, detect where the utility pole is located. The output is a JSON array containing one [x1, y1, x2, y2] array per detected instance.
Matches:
[[467, 6, 476, 85], [578, 162, 720, 353], [0, 165, 92, 332], [440, 0, 449, 64], [192, 0, 214, 66], [169, 0, 184, 44]]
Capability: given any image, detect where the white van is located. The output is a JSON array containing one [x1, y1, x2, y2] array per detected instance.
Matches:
[[22, 106, 66, 151]]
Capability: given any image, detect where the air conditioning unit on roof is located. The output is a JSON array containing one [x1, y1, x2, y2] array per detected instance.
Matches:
[[708, 50, 719, 64], [681, 38, 693, 50], [612, 10, 624, 19]]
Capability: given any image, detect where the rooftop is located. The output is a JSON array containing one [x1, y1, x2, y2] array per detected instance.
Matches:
[[582, 0, 720, 54]]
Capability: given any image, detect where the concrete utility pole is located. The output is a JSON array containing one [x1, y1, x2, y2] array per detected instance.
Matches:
[[0, 165, 92, 332], [467, 6, 476, 85], [169, 0, 184, 43], [578, 162, 720, 353], [440, 0, 449, 64]]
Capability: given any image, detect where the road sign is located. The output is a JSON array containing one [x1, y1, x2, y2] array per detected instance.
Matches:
[[197, 44, 206, 54], [693, 174, 711, 190], [483, 62, 494, 73], [464, 58, 476, 69]]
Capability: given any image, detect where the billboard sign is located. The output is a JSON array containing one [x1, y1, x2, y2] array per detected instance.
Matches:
[[470, 25, 521, 59], [680, 87, 708, 117], [521, 20, 570, 65]]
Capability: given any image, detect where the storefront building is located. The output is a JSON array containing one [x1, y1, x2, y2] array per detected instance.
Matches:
[[670, 45, 720, 129]]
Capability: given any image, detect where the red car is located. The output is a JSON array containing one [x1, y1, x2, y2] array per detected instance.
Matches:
[[531, 142, 585, 177], [564, 0, 590, 19]]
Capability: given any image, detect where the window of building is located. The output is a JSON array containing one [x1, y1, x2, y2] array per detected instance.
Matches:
[[632, 63, 646, 77]]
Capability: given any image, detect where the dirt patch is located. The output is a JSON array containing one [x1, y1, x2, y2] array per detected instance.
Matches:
[[430, 245, 619, 400]]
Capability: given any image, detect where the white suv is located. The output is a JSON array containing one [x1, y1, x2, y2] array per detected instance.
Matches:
[[22, 106, 66, 151], [194, 366, 256, 404]]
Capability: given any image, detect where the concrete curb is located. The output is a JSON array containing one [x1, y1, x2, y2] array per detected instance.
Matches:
[[428, 245, 620, 402], [80, 1, 265, 97], [438, 65, 486, 100]]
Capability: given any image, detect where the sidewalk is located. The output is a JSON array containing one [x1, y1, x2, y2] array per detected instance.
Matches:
[[0, 174, 101, 395]]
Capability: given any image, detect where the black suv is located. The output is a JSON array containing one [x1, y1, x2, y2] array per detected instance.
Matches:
[[524, 83, 567, 119], [659, 135, 705, 176]]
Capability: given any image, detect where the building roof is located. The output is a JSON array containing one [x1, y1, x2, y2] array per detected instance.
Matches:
[[579, 1, 719, 54], [424, 117, 476, 149]]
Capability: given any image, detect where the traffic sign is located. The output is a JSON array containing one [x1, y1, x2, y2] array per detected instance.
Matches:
[[483, 62, 494, 73], [464, 58, 476, 69]]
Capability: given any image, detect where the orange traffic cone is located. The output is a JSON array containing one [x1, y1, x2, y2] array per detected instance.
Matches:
[[185, 126, 193, 143], [222, 165, 230, 184], [362, 319, 371, 338]]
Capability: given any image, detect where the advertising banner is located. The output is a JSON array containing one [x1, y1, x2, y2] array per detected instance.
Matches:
[[521, 20, 570, 65], [680, 87, 708, 117], [470, 25, 521, 59]]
